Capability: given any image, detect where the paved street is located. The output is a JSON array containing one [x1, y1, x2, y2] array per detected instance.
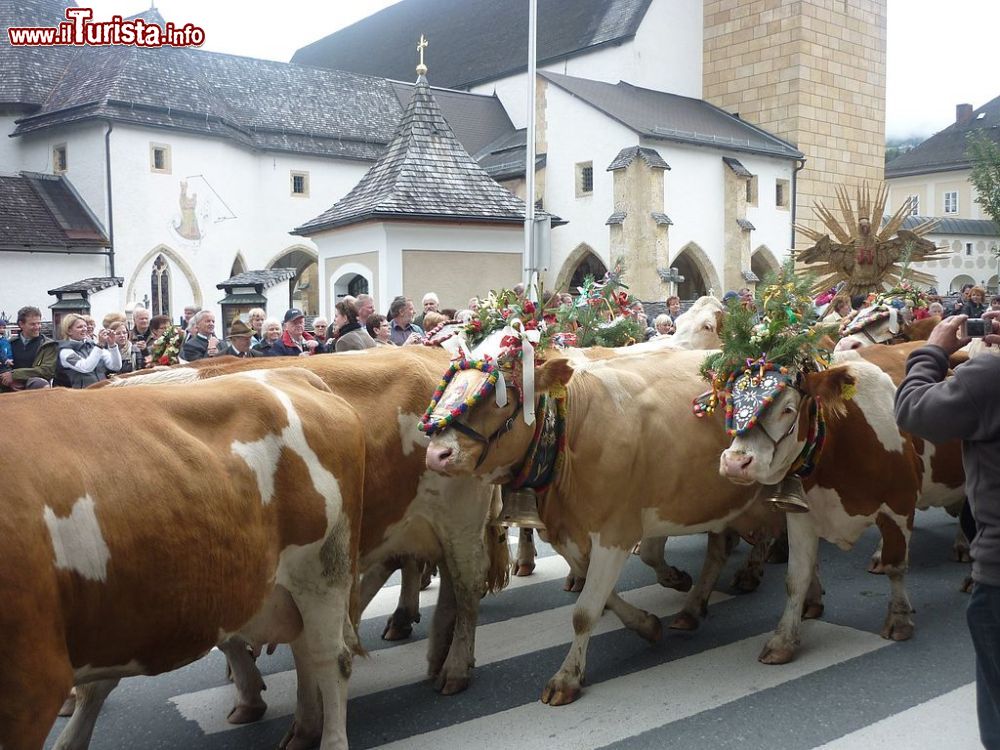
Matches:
[[46, 508, 981, 750]]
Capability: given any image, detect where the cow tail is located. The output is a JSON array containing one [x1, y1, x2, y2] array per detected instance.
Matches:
[[484, 487, 511, 594]]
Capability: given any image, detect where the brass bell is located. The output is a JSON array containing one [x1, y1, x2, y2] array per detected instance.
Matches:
[[762, 475, 809, 513], [500, 487, 546, 529]]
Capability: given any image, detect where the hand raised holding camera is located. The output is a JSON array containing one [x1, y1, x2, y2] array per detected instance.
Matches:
[[927, 315, 971, 355]]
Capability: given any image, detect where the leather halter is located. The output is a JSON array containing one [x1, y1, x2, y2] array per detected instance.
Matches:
[[449, 399, 523, 469]]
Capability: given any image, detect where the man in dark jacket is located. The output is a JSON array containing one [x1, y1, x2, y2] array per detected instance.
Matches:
[[218, 319, 262, 359], [895, 311, 1000, 749], [269, 309, 319, 357], [0, 306, 58, 391], [180, 310, 220, 362]]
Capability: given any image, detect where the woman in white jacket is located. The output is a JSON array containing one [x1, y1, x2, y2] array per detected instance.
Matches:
[[56, 314, 122, 388]]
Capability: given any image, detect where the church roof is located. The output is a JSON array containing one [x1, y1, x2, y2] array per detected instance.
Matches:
[[899, 215, 1000, 238], [217, 269, 298, 290], [541, 71, 804, 160], [886, 95, 1000, 178], [292, 0, 654, 89], [294, 73, 560, 234], [2, 4, 517, 163], [0, 172, 109, 251], [47, 277, 122, 295]]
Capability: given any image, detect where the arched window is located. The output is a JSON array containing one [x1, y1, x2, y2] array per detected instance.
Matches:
[[569, 254, 608, 291], [347, 274, 369, 297], [151, 254, 171, 318]]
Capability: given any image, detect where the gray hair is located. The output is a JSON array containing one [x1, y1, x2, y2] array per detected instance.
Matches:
[[389, 296, 408, 319], [191, 309, 213, 327], [422, 291, 439, 305], [653, 313, 673, 328]]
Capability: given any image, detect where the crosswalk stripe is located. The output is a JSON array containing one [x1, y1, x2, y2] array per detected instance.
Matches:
[[813, 682, 978, 749], [373, 621, 891, 750], [169, 583, 729, 734]]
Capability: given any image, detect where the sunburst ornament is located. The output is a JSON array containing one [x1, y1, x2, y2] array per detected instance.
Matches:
[[795, 183, 950, 297]]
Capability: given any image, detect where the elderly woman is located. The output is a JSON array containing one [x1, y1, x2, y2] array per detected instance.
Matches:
[[110, 320, 143, 373], [247, 307, 266, 345], [334, 299, 376, 352], [55, 313, 122, 388], [253, 318, 282, 355], [365, 313, 392, 345]]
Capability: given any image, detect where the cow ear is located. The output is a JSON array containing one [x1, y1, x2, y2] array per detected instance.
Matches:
[[801, 366, 855, 418], [535, 357, 575, 395], [713, 310, 725, 335]]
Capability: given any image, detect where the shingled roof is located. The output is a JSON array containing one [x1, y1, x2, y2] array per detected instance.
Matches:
[[541, 71, 803, 160], [0, 172, 109, 251], [0, 0, 80, 108], [294, 73, 560, 234], [292, 0, 654, 89], [886, 95, 1000, 178]]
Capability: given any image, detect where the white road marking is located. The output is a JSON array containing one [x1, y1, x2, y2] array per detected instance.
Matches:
[[375, 621, 891, 750], [44, 495, 111, 582], [813, 682, 978, 749], [171, 582, 728, 734]]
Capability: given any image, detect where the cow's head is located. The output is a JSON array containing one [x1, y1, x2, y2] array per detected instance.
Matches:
[[672, 296, 725, 349], [719, 366, 855, 485], [423, 357, 574, 481], [835, 304, 910, 351]]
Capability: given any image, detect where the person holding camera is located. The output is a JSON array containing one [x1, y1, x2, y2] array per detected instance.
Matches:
[[55, 313, 122, 388], [894, 310, 1000, 749]]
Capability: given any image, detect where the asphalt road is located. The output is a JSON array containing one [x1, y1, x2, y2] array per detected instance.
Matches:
[[45, 507, 982, 749]]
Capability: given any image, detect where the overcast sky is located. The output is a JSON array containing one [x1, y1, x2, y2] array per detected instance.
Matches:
[[85, 0, 998, 142]]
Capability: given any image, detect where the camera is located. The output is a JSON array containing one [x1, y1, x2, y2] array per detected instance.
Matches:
[[966, 318, 988, 338]]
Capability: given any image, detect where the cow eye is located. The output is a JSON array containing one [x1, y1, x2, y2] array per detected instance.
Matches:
[[782, 405, 796, 415]]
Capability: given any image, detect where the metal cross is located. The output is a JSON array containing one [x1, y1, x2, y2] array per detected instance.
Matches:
[[417, 35, 428, 67]]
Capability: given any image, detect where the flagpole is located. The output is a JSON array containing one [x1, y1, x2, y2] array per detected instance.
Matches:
[[523, 0, 537, 300]]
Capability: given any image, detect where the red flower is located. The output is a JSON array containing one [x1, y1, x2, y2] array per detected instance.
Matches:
[[501, 309, 511, 319], [500, 335, 520, 349], [523, 300, 536, 314], [524, 319, 538, 330], [158, 355, 170, 365], [543, 313, 557, 324], [470, 319, 483, 331]]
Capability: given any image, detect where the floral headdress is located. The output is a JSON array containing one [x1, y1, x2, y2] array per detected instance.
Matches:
[[697, 264, 835, 435], [150, 324, 186, 366], [841, 281, 930, 336]]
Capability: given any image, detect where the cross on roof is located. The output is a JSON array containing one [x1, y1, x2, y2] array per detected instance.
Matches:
[[416, 35, 428, 75]]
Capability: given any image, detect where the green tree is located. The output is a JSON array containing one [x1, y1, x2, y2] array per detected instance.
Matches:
[[967, 133, 1000, 239]]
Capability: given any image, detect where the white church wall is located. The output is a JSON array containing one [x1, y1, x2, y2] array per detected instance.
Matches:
[[739, 153, 796, 261], [0, 253, 106, 317], [540, 85, 638, 284], [314, 222, 388, 317]]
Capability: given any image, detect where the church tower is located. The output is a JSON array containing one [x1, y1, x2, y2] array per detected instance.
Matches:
[[703, 0, 887, 248]]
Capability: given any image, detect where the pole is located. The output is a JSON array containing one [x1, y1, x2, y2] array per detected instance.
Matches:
[[522, 0, 537, 300]]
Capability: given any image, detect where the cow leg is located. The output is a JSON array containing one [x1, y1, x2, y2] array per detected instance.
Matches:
[[638, 536, 692, 592], [541, 540, 629, 706], [384, 559, 422, 641], [0, 633, 72, 750], [760, 514, 819, 664], [514, 528, 536, 576], [876, 513, 915, 641], [605, 592, 662, 642], [672, 531, 736, 631], [51, 678, 119, 750], [429, 546, 484, 695], [732, 538, 769, 593], [954, 526, 972, 563], [218, 639, 267, 725]]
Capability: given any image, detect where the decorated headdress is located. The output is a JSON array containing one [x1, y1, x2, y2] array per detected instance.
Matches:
[[696, 264, 835, 435], [840, 281, 930, 337]]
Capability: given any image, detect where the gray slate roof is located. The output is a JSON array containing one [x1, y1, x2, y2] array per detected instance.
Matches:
[[737, 218, 756, 231], [0, 173, 109, 250], [607, 146, 670, 171], [900, 215, 1000, 237], [294, 74, 560, 234], [886, 95, 1000, 178], [292, 0, 654, 90], [651, 212, 673, 226], [218, 269, 298, 290], [606, 211, 627, 225], [47, 277, 122, 295], [2, 3, 517, 163], [475, 129, 547, 181], [723, 157, 753, 177], [542, 72, 803, 160]]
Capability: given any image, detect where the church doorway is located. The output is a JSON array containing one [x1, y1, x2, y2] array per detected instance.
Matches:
[[672, 243, 718, 300], [266, 246, 319, 313], [751, 246, 781, 284], [334, 273, 370, 299], [567, 252, 608, 291]]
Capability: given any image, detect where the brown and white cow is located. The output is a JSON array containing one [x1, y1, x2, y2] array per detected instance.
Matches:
[[104, 348, 503, 695], [1, 368, 363, 750], [835, 305, 940, 351], [424, 346, 918, 704]]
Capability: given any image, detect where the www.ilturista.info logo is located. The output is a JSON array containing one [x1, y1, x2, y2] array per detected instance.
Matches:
[[7, 8, 205, 47]]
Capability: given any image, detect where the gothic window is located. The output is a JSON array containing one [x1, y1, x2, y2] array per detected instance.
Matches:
[[151, 254, 171, 318]]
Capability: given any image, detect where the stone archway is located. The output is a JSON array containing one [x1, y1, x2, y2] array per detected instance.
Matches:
[[330, 262, 374, 303], [751, 245, 781, 283], [266, 244, 319, 314], [950, 274, 976, 294], [554, 243, 607, 293], [672, 242, 721, 300], [230, 252, 248, 278], [125, 244, 203, 314]]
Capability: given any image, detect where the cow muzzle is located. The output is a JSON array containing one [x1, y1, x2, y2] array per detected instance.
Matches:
[[425, 442, 455, 474], [834, 335, 864, 352], [720, 449, 757, 484]]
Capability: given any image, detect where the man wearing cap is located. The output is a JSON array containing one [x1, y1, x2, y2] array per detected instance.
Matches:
[[270, 308, 319, 357], [218, 319, 262, 359]]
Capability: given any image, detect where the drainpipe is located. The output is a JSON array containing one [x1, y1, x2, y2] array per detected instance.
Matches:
[[790, 158, 806, 256], [104, 120, 116, 278]]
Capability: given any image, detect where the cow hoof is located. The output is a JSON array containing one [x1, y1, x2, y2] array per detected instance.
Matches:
[[382, 619, 414, 641], [867, 559, 886, 575], [802, 602, 824, 620], [638, 614, 663, 643], [514, 562, 535, 577], [563, 575, 585, 592], [953, 547, 972, 563], [732, 569, 762, 594], [227, 702, 267, 725], [541, 680, 581, 706], [277, 722, 321, 750], [435, 673, 470, 695], [881, 621, 914, 642], [669, 611, 700, 631], [58, 690, 77, 717], [961, 576, 974, 594], [658, 567, 693, 593], [758, 644, 795, 665]]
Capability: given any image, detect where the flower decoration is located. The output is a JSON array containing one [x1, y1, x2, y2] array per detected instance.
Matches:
[[419, 359, 500, 435], [150, 324, 186, 366]]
